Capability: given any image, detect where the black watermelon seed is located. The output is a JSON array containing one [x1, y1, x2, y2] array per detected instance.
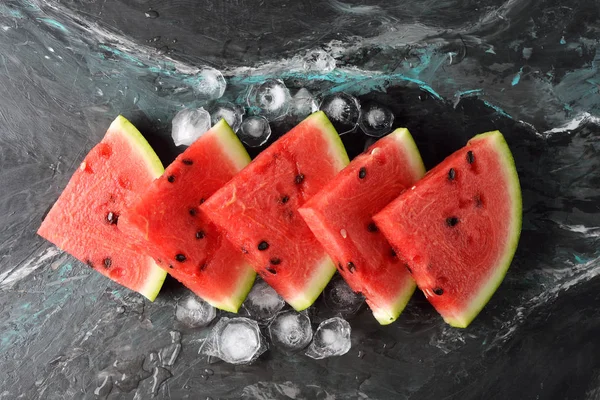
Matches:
[[295, 174, 305, 184], [106, 212, 119, 225], [433, 287, 444, 295], [270, 258, 281, 265], [390, 249, 397, 258], [347, 262, 356, 273], [358, 167, 367, 179], [446, 217, 459, 227], [182, 158, 194, 165], [466, 151, 474, 164], [258, 241, 269, 251], [367, 222, 378, 232], [281, 195, 289, 204], [266, 267, 277, 274], [167, 175, 175, 183], [189, 208, 197, 216], [199, 198, 205, 204], [200, 263, 208, 271], [338, 262, 344, 271], [406, 265, 413, 274], [196, 230, 205, 239], [241, 246, 248, 254], [85, 259, 94, 268], [169, 264, 174, 269], [103, 257, 112, 268], [448, 168, 456, 181], [175, 254, 187, 262]]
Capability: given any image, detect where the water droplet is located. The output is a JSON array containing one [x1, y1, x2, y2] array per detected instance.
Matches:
[[145, 10, 159, 19]]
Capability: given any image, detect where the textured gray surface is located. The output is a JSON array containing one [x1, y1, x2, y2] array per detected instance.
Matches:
[[1, 0, 600, 399]]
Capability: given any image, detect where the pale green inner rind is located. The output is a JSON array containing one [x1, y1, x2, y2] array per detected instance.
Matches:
[[206, 264, 257, 313], [112, 115, 164, 178], [287, 255, 337, 311], [388, 128, 426, 180], [212, 118, 252, 171], [372, 279, 417, 325], [138, 261, 168, 301], [445, 130, 522, 328], [309, 111, 351, 171], [111, 115, 167, 301]]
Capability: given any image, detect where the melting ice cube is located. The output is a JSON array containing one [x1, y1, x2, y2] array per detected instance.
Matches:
[[241, 278, 286, 322], [210, 102, 244, 132], [202, 317, 267, 365], [268, 310, 313, 353], [319, 92, 361, 135], [247, 79, 291, 121], [291, 88, 319, 119], [175, 293, 216, 328], [305, 317, 351, 360], [359, 102, 395, 137], [303, 49, 336, 73], [171, 107, 211, 147], [193, 67, 226, 100], [322, 276, 364, 316], [238, 116, 272, 148]]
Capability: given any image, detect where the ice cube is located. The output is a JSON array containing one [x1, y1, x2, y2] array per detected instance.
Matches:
[[175, 293, 216, 328], [322, 276, 364, 316], [210, 102, 244, 132], [193, 67, 226, 100], [247, 79, 291, 121], [319, 93, 361, 135], [291, 88, 318, 119], [238, 116, 272, 148], [303, 49, 336, 73], [242, 278, 286, 321], [359, 102, 395, 137], [171, 107, 211, 147], [305, 317, 351, 360], [202, 317, 267, 364], [268, 310, 313, 353]]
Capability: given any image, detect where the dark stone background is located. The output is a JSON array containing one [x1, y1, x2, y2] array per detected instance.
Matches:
[[1, 0, 600, 399]]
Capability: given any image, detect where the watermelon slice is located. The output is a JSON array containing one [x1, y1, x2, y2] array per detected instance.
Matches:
[[374, 131, 522, 328], [37, 116, 167, 301], [201, 112, 349, 311], [120, 119, 256, 313], [299, 128, 425, 324]]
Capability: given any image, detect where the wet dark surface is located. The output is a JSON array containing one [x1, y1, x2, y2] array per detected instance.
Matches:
[[1, 0, 600, 399]]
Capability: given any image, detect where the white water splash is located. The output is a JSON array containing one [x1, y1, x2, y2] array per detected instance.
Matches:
[[0, 247, 62, 288], [542, 112, 600, 137], [559, 223, 600, 238]]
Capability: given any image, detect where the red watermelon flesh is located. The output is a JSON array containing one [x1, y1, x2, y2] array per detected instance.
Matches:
[[120, 119, 256, 313], [201, 112, 349, 311], [299, 128, 425, 324], [374, 131, 522, 328], [37, 116, 167, 301]]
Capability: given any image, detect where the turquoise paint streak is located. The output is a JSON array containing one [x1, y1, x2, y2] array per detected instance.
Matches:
[[37, 18, 69, 33], [512, 67, 523, 86], [0, 5, 24, 18]]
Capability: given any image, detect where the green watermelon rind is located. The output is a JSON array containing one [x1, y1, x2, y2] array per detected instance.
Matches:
[[199, 118, 256, 312], [369, 127, 425, 325], [112, 115, 164, 178], [287, 255, 338, 311], [112, 115, 167, 301], [310, 111, 351, 171], [207, 261, 257, 313], [371, 278, 417, 325], [444, 130, 522, 328], [388, 128, 426, 182], [286, 112, 350, 311], [211, 118, 252, 172]]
